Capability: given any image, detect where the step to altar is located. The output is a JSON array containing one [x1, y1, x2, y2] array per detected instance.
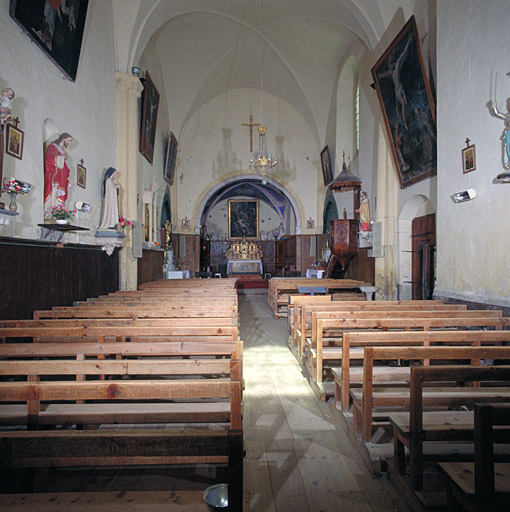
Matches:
[[232, 275, 269, 289]]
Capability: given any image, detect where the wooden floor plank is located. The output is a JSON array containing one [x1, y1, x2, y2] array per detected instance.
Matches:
[[239, 292, 411, 512]]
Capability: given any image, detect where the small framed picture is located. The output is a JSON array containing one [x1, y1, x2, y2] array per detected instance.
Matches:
[[462, 143, 476, 173], [77, 163, 87, 188], [5, 124, 24, 160], [182, 217, 190, 230], [306, 218, 315, 229]]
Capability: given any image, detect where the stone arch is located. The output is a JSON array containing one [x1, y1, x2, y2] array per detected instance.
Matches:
[[195, 174, 302, 235]]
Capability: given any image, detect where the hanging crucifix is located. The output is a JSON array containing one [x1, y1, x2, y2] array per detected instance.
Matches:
[[241, 114, 260, 153]]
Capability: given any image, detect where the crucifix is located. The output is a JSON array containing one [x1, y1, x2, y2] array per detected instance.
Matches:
[[241, 114, 260, 152]]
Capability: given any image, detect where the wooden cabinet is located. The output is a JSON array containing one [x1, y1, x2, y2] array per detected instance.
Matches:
[[210, 241, 228, 276], [276, 240, 286, 276], [259, 240, 276, 275]]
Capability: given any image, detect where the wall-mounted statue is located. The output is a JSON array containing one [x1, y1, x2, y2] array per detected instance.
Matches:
[[98, 167, 120, 230], [44, 132, 73, 219], [356, 190, 371, 231], [488, 98, 510, 169], [0, 87, 15, 126]]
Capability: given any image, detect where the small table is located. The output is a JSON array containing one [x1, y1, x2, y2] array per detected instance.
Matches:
[[39, 223, 89, 242], [306, 269, 325, 279], [297, 286, 328, 296]]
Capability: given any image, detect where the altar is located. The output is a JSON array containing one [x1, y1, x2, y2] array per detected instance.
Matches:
[[227, 260, 263, 275], [226, 238, 263, 276]]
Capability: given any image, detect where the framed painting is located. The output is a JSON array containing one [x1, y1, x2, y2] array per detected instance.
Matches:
[[77, 163, 86, 188], [9, 0, 89, 82], [462, 142, 476, 173], [5, 124, 24, 160], [371, 15, 437, 188], [320, 146, 333, 186], [164, 132, 178, 185], [139, 72, 160, 164], [228, 199, 259, 239], [182, 217, 190, 231]]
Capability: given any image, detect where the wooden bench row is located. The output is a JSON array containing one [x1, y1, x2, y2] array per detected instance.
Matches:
[[268, 278, 368, 318], [0, 349, 243, 508], [0, 278, 244, 508], [309, 310, 508, 387], [291, 299, 466, 360], [388, 365, 510, 499]]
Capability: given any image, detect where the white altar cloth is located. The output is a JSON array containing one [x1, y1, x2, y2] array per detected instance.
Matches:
[[165, 270, 190, 279], [227, 259, 263, 275]]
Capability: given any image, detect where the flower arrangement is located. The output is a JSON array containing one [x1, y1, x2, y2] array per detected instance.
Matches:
[[51, 205, 76, 220], [119, 217, 131, 228], [2, 179, 23, 195]]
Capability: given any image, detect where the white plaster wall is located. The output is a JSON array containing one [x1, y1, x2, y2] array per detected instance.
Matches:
[[435, 0, 510, 306], [175, 88, 320, 233], [0, 0, 117, 243], [138, 41, 170, 233]]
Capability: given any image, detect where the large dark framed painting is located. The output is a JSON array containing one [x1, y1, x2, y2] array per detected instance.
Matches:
[[320, 145, 333, 186], [9, 0, 89, 82], [228, 199, 259, 239], [163, 132, 178, 185], [371, 15, 437, 188], [139, 72, 160, 164]]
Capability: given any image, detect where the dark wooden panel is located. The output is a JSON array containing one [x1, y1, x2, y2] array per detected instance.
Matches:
[[137, 249, 164, 287], [412, 213, 436, 299], [0, 238, 119, 320], [344, 248, 375, 283]]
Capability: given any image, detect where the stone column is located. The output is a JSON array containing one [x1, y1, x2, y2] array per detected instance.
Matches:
[[374, 123, 398, 300], [116, 72, 143, 290]]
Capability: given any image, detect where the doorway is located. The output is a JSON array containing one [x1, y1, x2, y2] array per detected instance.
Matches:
[[411, 213, 436, 300]]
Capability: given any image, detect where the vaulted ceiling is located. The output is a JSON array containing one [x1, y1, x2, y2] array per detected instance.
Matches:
[[113, 1, 410, 143]]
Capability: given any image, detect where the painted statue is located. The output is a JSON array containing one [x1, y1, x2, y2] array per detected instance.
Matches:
[[488, 98, 510, 169], [98, 167, 120, 230], [356, 190, 370, 231], [44, 132, 73, 219]]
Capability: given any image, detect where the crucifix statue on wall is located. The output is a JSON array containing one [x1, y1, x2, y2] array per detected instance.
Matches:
[[242, 114, 260, 153]]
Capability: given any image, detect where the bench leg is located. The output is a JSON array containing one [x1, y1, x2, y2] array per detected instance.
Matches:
[[228, 430, 243, 512], [393, 431, 406, 476]]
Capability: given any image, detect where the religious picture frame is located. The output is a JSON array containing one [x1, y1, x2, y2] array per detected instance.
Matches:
[[228, 199, 259, 239], [182, 217, 190, 231], [371, 15, 437, 188], [306, 218, 315, 229], [9, 0, 89, 82], [163, 132, 178, 185], [77, 163, 86, 188], [320, 146, 333, 186], [5, 124, 24, 160], [139, 72, 160, 164], [462, 142, 476, 174]]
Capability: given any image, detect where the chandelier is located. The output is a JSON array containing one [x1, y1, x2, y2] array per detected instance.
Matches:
[[249, 125, 277, 175]]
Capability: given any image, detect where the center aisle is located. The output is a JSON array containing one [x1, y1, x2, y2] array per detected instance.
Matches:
[[239, 292, 409, 512]]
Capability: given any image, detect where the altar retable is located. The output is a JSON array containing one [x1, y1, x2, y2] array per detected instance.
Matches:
[[226, 238, 263, 275]]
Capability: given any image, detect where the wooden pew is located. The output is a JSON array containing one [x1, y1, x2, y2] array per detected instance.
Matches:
[[388, 365, 510, 491], [351, 346, 510, 442], [296, 301, 466, 360], [0, 351, 243, 509], [34, 304, 238, 320], [332, 329, 510, 412], [268, 278, 368, 318], [286, 295, 332, 353], [309, 312, 507, 386], [438, 403, 510, 511], [0, 320, 240, 343]]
